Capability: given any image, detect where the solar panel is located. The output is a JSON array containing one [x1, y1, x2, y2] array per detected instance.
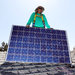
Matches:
[[6, 25, 70, 63]]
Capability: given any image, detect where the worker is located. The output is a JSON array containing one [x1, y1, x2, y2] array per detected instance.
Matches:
[[26, 6, 51, 29]]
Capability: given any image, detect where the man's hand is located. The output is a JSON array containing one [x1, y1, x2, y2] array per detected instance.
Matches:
[[26, 25, 30, 28], [50, 28, 54, 30]]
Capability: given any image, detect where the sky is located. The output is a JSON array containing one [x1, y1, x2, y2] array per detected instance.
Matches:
[[0, 0, 75, 51]]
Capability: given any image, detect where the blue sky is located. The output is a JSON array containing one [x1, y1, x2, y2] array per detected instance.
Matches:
[[0, 0, 75, 51]]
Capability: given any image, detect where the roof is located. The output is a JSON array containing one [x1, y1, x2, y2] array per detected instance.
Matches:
[[0, 62, 75, 75]]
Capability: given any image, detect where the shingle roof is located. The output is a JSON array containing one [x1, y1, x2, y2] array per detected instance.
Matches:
[[0, 62, 75, 75]]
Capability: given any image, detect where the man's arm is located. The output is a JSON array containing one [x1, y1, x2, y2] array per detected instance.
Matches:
[[43, 14, 50, 28], [26, 12, 34, 27]]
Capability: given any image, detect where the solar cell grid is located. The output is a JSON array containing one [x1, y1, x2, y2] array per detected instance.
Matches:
[[6, 25, 70, 63]]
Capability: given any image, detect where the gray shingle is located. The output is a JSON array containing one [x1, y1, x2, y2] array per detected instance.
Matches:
[[0, 62, 75, 75]]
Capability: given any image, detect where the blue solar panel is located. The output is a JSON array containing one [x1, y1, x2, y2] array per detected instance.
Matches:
[[6, 25, 70, 63]]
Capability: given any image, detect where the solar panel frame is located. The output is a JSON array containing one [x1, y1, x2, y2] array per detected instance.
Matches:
[[6, 25, 71, 64]]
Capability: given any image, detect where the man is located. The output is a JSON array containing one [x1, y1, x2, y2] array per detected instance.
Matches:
[[26, 6, 51, 29]]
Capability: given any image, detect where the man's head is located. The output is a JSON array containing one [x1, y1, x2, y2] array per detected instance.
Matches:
[[35, 6, 45, 14]]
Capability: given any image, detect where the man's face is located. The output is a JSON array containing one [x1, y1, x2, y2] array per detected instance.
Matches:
[[38, 8, 43, 14]]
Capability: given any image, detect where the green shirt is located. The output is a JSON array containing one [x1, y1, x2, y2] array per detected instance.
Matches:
[[26, 12, 50, 28]]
